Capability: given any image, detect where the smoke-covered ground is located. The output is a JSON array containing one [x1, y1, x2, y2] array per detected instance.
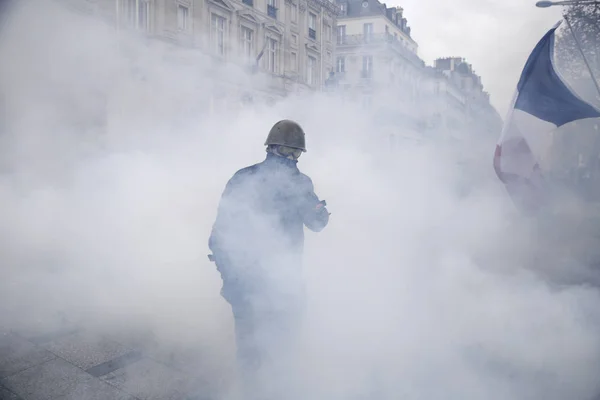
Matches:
[[2, 1, 600, 400]]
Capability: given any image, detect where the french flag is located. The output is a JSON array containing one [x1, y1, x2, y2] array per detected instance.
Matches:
[[494, 21, 600, 213]]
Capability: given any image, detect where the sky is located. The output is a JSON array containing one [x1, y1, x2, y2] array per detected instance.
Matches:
[[396, 0, 564, 117]]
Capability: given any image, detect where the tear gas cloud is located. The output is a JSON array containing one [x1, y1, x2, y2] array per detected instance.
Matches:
[[1, 1, 600, 399]]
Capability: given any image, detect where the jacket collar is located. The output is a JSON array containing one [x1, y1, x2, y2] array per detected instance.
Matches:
[[263, 152, 299, 169]]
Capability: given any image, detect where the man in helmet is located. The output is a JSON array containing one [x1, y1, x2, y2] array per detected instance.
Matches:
[[208, 119, 329, 399]]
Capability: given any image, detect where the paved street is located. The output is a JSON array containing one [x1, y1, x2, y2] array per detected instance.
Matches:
[[0, 318, 231, 400]]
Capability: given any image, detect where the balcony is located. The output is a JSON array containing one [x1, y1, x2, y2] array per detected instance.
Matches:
[[304, 0, 337, 14], [308, 28, 316, 40], [267, 4, 277, 18], [336, 33, 424, 67], [242, 0, 253, 6]]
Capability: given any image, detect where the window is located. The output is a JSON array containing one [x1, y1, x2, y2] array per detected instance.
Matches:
[[336, 56, 345, 73], [362, 55, 373, 78], [125, 0, 136, 26], [291, 4, 297, 22], [240, 26, 253, 58], [308, 12, 316, 40], [363, 23, 373, 41], [267, 0, 277, 19], [243, 0, 254, 6], [125, 0, 150, 32], [138, 1, 150, 31], [291, 34, 297, 45], [177, 5, 188, 31], [267, 37, 278, 73], [324, 24, 331, 42], [307, 55, 316, 85], [211, 14, 226, 55], [308, 12, 316, 30], [290, 51, 297, 71], [337, 25, 346, 44]]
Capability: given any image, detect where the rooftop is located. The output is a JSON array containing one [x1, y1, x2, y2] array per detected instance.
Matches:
[[337, 0, 414, 41]]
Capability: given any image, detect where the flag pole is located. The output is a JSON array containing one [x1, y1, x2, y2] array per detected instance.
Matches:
[[564, 14, 600, 99], [256, 34, 269, 67]]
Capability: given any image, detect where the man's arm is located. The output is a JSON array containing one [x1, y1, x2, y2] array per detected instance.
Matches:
[[208, 172, 245, 260], [301, 176, 330, 232]]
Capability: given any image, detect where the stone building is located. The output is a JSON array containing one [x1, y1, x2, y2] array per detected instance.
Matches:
[[331, 0, 427, 146], [60, 0, 338, 112]]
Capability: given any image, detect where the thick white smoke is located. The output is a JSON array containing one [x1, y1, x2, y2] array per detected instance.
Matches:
[[1, 1, 600, 399]]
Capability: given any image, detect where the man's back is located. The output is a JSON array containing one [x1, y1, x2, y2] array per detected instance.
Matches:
[[209, 153, 325, 265]]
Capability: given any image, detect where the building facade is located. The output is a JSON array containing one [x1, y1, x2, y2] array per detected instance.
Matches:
[[330, 0, 426, 144], [65, 0, 338, 108], [55, 0, 501, 145]]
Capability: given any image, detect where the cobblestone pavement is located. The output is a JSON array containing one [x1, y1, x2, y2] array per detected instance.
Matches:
[[0, 318, 232, 400]]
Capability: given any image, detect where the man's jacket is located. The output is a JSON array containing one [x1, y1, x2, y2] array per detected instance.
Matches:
[[208, 153, 329, 284]]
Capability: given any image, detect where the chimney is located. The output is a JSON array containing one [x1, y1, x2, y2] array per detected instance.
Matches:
[[396, 6, 403, 18]]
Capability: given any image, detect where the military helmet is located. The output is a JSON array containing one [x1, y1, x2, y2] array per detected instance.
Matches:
[[264, 120, 307, 152]]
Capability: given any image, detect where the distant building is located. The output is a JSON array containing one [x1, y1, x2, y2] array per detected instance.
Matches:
[[332, 0, 427, 145], [52, 0, 502, 145], [59, 0, 338, 113], [431, 57, 501, 138]]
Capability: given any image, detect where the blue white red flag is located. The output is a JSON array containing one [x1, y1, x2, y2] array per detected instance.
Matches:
[[494, 21, 600, 212]]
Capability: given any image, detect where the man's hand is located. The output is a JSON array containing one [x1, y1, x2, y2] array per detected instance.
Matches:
[[303, 199, 330, 232], [314, 200, 330, 221], [315, 200, 330, 213]]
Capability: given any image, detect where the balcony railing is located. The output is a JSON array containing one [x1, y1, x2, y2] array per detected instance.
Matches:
[[308, 28, 316, 40], [267, 4, 277, 18], [361, 69, 373, 79], [324, 0, 340, 13], [337, 33, 424, 67], [243, 0, 253, 6]]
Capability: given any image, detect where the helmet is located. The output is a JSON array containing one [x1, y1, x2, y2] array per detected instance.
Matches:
[[264, 120, 307, 152]]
